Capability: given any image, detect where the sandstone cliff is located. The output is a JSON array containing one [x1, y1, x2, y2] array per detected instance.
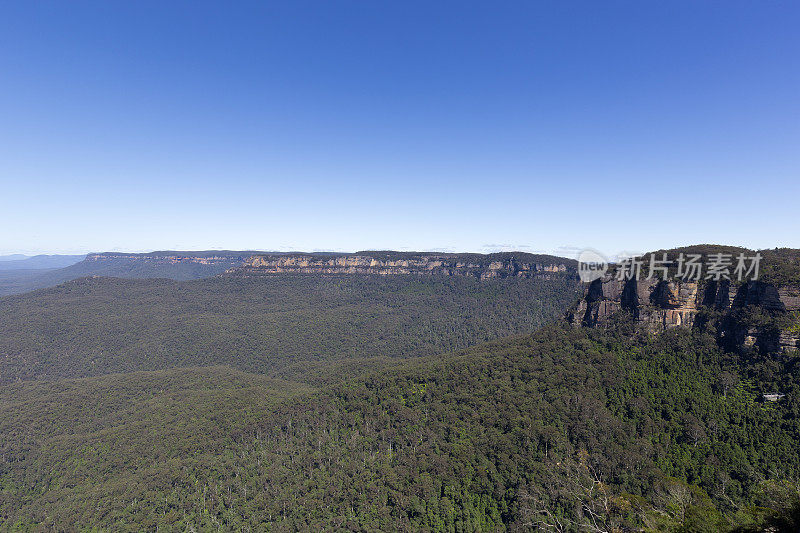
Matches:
[[568, 247, 800, 355], [228, 252, 576, 280]]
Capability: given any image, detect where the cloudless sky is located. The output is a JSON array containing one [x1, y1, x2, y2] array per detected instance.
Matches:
[[1, 1, 798, 257]]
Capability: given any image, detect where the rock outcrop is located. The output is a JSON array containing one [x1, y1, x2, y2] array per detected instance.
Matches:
[[229, 252, 575, 280], [569, 276, 699, 331], [570, 273, 800, 355]]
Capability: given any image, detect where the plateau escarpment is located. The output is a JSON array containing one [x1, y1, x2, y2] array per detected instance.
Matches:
[[0, 251, 268, 296], [0, 250, 578, 297], [569, 246, 800, 355], [229, 251, 576, 280]]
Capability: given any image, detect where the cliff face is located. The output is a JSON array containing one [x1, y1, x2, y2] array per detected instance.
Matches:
[[569, 275, 800, 355], [230, 252, 575, 280], [571, 277, 702, 330]]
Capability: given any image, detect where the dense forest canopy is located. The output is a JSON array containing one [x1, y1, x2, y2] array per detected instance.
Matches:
[[0, 273, 581, 384], [1, 325, 798, 530]]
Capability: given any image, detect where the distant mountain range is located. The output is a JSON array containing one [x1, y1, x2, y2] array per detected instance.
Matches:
[[0, 250, 577, 297], [0, 254, 88, 297], [0, 251, 260, 296], [0, 254, 85, 270]]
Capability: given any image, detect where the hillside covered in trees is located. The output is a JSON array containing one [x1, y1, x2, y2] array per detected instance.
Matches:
[[0, 272, 580, 384], [1, 324, 798, 531]]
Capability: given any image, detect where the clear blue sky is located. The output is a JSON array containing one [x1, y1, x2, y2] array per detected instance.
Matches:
[[1, 1, 798, 257]]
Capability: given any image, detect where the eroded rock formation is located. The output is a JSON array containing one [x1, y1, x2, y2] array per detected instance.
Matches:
[[569, 275, 800, 355], [229, 252, 575, 280]]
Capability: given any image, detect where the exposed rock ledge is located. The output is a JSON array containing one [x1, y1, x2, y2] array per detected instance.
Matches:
[[569, 275, 800, 354], [228, 252, 576, 280]]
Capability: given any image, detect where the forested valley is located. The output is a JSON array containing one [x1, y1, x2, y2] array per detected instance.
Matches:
[[0, 273, 581, 384], [0, 270, 799, 531]]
